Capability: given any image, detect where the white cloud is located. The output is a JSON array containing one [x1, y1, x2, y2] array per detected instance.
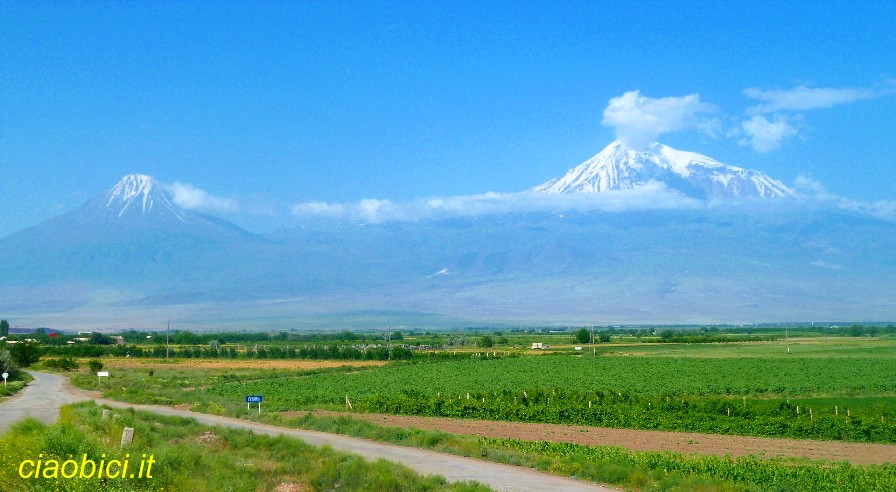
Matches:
[[165, 182, 237, 212], [790, 175, 896, 221], [739, 114, 799, 153], [601, 90, 717, 149], [811, 260, 843, 271], [291, 184, 703, 223], [744, 86, 879, 114], [292, 185, 896, 225], [735, 84, 893, 153], [793, 174, 830, 197]]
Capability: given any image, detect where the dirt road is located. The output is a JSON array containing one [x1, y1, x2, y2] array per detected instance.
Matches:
[[0, 372, 614, 491], [0, 371, 88, 433]]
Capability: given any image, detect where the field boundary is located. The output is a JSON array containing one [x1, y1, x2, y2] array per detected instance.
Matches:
[[292, 410, 896, 466]]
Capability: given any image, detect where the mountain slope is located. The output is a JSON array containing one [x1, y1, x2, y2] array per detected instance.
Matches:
[[0, 174, 270, 309], [532, 141, 793, 198]]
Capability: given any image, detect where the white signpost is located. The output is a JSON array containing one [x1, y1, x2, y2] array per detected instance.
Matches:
[[97, 371, 109, 386], [2, 372, 7, 387]]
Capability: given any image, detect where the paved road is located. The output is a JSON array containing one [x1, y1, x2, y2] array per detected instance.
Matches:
[[0, 372, 616, 491], [0, 371, 89, 433]]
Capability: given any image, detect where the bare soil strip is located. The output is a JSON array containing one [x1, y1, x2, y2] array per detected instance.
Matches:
[[293, 410, 896, 466]]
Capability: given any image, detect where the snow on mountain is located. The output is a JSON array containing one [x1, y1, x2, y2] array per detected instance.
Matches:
[[104, 174, 187, 221], [532, 141, 793, 198]]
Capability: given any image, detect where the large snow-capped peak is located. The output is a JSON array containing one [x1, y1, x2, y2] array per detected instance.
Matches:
[[532, 141, 793, 199], [103, 174, 187, 221]]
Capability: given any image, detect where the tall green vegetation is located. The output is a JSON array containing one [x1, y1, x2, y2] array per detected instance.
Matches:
[[574, 328, 590, 344], [9, 341, 41, 367], [0, 319, 9, 337], [203, 355, 896, 442], [0, 348, 27, 396]]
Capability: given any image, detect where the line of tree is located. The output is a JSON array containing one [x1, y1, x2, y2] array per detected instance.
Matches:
[[40, 343, 414, 360]]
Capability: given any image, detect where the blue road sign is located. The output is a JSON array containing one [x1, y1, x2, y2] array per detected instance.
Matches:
[[246, 395, 263, 403]]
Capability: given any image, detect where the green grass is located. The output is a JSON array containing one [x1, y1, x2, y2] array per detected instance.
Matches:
[[610, 338, 896, 358], [0, 402, 489, 492], [66, 341, 896, 442], [0, 371, 32, 398]]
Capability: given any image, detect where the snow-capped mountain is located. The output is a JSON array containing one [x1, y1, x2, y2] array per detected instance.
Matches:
[[103, 174, 187, 221], [2, 171, 895, 329], [0, 173, 261, 310], [532, 141, 793, 198]]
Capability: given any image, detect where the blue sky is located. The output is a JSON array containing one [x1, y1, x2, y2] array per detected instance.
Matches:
[[1, 1, 894, 235]]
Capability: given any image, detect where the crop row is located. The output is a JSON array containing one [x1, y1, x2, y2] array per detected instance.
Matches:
[[205, 355, 896, 405], [364, 389, 896, 442], [486, 438, 896, 492]]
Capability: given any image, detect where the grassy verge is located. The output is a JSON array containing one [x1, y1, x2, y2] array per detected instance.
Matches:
[[0, 402, 489, 492], [0, 371, 32, 397], [261, 411, 896, 492]]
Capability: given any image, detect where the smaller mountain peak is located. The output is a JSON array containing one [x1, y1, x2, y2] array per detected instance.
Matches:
[[104, 173, 186, 221], [110, 174, 156, 199]]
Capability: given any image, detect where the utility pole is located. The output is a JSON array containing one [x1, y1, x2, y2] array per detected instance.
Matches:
[[591, 324, 595, 356], [386, 326, 392, 360]]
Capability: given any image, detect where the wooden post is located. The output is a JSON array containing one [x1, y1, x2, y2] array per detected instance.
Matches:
[[102, 409, 110, 419], [345, 394, 353, 410], [835, 406, 839, 415]]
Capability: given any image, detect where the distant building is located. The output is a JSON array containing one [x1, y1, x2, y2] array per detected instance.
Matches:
[[111, 336, 125, 345], [531, 342, 544, 349]]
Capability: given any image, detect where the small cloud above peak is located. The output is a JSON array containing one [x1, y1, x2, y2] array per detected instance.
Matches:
[[601, 90, 717, 150]]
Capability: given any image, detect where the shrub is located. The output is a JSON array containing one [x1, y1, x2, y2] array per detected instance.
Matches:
[[87, 359, 104, 373], [44, 357, 79, 372]]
